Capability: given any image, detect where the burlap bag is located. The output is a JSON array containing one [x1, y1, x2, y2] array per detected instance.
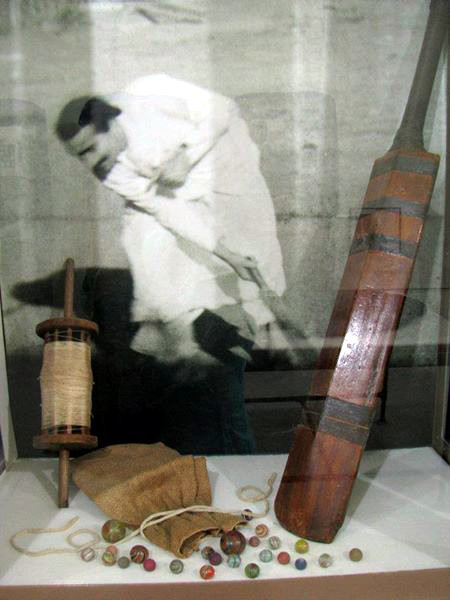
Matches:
[[72, 443, 246, 557]]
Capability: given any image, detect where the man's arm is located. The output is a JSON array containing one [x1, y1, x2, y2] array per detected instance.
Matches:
[[128, 189, 262, 282]]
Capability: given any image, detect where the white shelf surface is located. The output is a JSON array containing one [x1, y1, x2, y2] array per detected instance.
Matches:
[[0, 447, 449, 586]]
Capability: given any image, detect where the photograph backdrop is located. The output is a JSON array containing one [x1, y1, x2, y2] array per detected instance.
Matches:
[[0, 0, 446, 455]]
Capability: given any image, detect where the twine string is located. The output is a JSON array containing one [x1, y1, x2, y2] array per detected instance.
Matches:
[[9, 473, 277, 557], [39, 341, 93, 429]]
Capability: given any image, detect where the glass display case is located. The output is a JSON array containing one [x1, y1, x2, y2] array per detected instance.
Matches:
[[0, 1, 448, 597]]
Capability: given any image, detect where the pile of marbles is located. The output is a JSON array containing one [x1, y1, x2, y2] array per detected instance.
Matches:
[[197, 514, 364, 580], [81, 519, 185, 574], [82, 516, 364, 580]]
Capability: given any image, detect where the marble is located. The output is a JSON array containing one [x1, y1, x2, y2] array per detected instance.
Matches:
[[255, 523, 269, 538], [220, 530, 246, 555], [295, 558, 307, 570], [80, 547, 96, 562], [248, 535, 260, 547], [349, 548, 363, 562], [201, 546, 214, 560], [259, 549, 273, 563], [294, 539, 309, 554], [227, 554, 241, 568], [105, 545, 118, 557], [277, 551, 291, 565], [244, 562, 260, 579], [101, 549, 117, 566], [130, 545, 149, 564], [143, 558, 157, 572], [117, 556, 130, 569], [101, 519, 127, 544], [319, 553, 333, 568], [199, 565, 215, 580], [169, 559, 184, 574], [268, 536, 281, 549], [209, 551, 223, 566]]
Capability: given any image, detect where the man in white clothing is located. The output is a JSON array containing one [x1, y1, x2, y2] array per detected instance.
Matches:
[[56, 75, 286, 454]]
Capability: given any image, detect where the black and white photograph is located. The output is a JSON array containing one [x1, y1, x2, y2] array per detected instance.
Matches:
[[0, 1, 449, 595]]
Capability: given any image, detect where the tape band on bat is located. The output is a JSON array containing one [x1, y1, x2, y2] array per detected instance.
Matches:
[[370, 154, 439, 178], [302, 396, 376, 446], [349, 233, 417, 259], [362, 196, 428, 219]]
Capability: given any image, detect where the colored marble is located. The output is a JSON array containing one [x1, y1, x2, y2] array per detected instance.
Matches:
[[244, 563, 260, 579], [105, 545, 118, 557], [102, 549, 117, 566], [80, 547, 96, 562], [118, 556, 130, 569], [268, 536, 281, 550], [277, 551, 291, 565], [295, 558, 307, 571], [200, 565, 215, 580], [349, 548, 363, 562], [227, 554, 241, 568], [170, 559, 184, 574], [143, 558, 157, 572], [242, 509, 253, 521], [248, 536, 260, 547], [294, 539, 309, 554], [220, 530, 247, 555], [201, 546, 214, 560], [130, 545, 149, 564], [101, 519, 127, 544], [209, 551, 223, 566], [255, 523, 269, 538], [259, 549, 273, 563], [318, 553, 333, 568]]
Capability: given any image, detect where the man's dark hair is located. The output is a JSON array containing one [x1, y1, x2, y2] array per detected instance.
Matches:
[[55, 96, 121, 142]]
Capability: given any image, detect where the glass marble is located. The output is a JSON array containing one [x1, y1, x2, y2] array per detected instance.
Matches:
[[295, 558, 307, 570], [294, 539, 309, 554], [102, 549, 117, 566], [319, 553, 333, 568], [259, 549, 273, 563], [209, 551, 223, 566], [200, 565, 215, 580], [105, 545, 118, 557], [268, 536, 281, 550], [277, 551, 290, 565], [118, 556, 130, 569], [130, 544, 149, 564], [244, 563, 260, 579], [143, 558, 157, 572], [248, 536, 260, 547], [101, 519, 127, 544], [201, 546, 214, 560], [227, 554, 241, 568], [220, 530, 246, 555], [349, 548, 363, 562], [255, 523, 269, 538], [242, 509, 253, 521], [80, 547, 96, 562], [170, 559, 184, 574]]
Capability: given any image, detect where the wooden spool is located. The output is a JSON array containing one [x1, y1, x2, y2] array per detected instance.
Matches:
[[33, 258, 99, 508]]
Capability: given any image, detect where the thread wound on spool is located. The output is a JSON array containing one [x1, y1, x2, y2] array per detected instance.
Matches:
[[40, 341, 93, 429]]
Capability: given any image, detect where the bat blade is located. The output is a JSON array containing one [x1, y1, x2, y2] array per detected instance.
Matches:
[[274, 147, 440, 542]]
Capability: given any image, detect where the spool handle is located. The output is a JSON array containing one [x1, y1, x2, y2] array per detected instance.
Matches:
[[64, 258, 75, 319]]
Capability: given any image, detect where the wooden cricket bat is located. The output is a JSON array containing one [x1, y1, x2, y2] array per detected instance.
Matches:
[[274, 0, 448, 543]]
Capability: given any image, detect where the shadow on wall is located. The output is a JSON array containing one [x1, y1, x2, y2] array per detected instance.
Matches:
[[10, 266, 290, 455]]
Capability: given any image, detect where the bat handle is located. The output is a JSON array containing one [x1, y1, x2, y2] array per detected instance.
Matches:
[[391, 0, 448, 151]]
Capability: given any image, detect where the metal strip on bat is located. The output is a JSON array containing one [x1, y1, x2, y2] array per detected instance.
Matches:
[[350, 233, 417, 259]]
